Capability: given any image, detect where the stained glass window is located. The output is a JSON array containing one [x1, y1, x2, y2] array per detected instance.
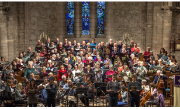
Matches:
[[97, 1, 105, 35], [82, 1, 90, 35], [67, 2, 74, 35]]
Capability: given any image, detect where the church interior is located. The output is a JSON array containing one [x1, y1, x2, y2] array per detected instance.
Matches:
[[0, 1, 180, 107]]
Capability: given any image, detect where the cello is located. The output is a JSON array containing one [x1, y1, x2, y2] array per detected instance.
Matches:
[[140, 78, 164, 107]]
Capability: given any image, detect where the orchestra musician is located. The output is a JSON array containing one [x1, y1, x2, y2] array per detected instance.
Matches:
[[59, 75, 67, 88], [42, 77, 49, 86], [28, 73, 37, 82], [106, 74, 120, 107], [80, 78, 95, 107], [118, 85, 128, 106], [15, 83, 26, 104], [141, 79, 150, 98], [28, 79, 38, 107], [128, 74, 142, 107], [62, 79, 76, 106], [4, 79, 14, 107], [144, 82, 165, 107], [46, 77, 57, 107]]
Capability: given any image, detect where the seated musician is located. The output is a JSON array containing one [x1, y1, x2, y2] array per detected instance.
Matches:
[[46, 77, 57, 107], [0, 74, 5, 90], [80, 78, 95, 107], [141, 79, 150, 98], [15, 83, 26, 104], [122, 65, 132, 82], [28, 73, 37, 82], [42, 77, 49, 86], [40, 66, 47, 79], [170, 59, 180, 73], [63, 80, 76, 105], [58, 65, 67, 81], [7, 73, 17, 84], [4, 79, 14, 107], [106, 74, 120, 107], [153, 70, 168, 84], [59, 75, 67, 88], [24, 62, 36, 79], [118, 85, 128, 106], [145, 82, 165, 107], [143, 47, 151, 62], [128, 74, 142, 107], [106, 64, 115, 83]]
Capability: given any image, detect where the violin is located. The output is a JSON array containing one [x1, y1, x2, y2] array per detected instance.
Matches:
[[11, 84, 16, 88]]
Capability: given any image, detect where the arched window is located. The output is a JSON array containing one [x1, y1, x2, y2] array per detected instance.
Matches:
[[82, 1, 90, 35], [67, 2, 74, 35], [97, 1, 105, 35]]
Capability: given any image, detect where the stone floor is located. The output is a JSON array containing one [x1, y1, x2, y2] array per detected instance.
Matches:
[[0, 98, 170, 107]]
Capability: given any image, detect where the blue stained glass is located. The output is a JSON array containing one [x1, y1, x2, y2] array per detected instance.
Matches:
[[97, 1, 105, 35], [67, 2, 74, 35], [82, 1, 90, 35]]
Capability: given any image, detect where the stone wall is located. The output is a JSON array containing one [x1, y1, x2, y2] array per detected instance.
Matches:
[[27, 2, 59, 51], [112, 2, 147, 52]]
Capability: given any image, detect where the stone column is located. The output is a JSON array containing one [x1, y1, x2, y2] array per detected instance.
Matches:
[[74, 2, 81, 38], [89, 2, 96, 38], [0, 5, 9, 60], [152, 6, 163, 57], [59, 2, 66, 42], [7, 2, 18, 61], [146, 2, 153, 49], [106, 2, 113, 41], [162, 9, 172, 53]]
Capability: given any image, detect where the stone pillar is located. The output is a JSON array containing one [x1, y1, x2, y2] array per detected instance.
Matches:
[[0, 6, 9, 60], [89, 2, 96, 38], [106, 2, 114, 41], [59, 2, 66, 42], [74, 2, 81, 38], [7, 2, 18, 61], [152, 6, 163, 57], [162, 9, 172, 53], [146, 2, 153, 49], [24, 2, 29, 51]]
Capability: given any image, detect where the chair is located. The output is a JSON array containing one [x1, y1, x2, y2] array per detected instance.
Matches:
[[165, 81, 171, 99]]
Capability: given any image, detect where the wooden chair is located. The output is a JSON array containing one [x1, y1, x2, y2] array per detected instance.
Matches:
[[165, 80, 171, 99], [35, 75, 40, 80]]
